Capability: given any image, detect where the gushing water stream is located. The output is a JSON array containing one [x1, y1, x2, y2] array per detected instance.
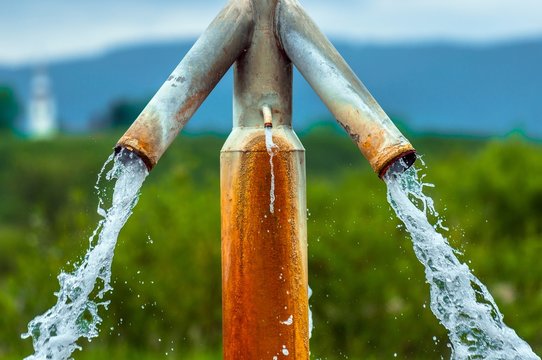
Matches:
[[384, 165, 539, 359], [265, 127, 278, 214], [20, 143, 539, 360], [21, 150, 148, 360]]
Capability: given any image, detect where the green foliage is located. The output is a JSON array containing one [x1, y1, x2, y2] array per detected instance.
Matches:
[[0, 85, 20, 130], [0, 130, 541, 359], [106, 98, 149, 128]]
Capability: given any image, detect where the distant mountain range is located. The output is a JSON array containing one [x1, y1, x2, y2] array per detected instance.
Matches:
[[0, 38, 541, 137]]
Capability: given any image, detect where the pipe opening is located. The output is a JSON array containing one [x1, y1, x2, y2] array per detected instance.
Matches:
[[114, 145, 154, 172], [379, 151, 416, 179]]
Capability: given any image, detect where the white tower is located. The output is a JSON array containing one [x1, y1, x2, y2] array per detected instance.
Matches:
[[27, 68, 57, 138]]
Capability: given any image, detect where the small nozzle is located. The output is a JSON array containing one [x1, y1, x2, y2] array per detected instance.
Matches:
[[262, 105, 273, 128]]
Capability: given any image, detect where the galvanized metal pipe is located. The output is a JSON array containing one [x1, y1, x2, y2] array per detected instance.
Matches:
[[116, 0, 253, 170], [233, 0, 292, 128], [221, 0, 309, 359], [276, 0, 416, 177]]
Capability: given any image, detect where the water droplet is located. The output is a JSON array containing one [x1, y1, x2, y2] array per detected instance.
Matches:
[[282, 345, 289, 356], [280, 315, 293, 326]]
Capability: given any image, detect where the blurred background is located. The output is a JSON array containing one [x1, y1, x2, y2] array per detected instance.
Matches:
[[1, 0, 541, 359]]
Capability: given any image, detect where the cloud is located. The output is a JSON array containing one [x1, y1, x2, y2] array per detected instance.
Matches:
[[0, 0, 222, 64], [1, 0, 541, 65], [305, 0, 542, 42]]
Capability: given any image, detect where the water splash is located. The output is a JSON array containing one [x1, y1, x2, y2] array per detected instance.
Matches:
[[308, 286, 314, 339], [21, 150, 148, 360], [265, 127, 279, 214], [384, 165, 539, 360]]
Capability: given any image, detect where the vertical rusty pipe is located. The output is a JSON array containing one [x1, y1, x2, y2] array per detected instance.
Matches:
[[221, 0, 309, 359], [116, 0, 253, 170], [221, 129, 308, 360], [276, 0, 416, 177]]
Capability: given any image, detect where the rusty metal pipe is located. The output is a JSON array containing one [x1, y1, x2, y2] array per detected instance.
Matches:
[[221, 128, 308, 360], [221, 0, 309, 359], [116, 0, 254, 170], [276, 0, 416, 177]]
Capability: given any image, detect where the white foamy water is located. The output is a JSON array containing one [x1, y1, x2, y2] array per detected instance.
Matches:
[[21, 150, 148, 360], [265, 127, 279, 214], [384, 165, 539, 360], [308, 285, 313, 339]]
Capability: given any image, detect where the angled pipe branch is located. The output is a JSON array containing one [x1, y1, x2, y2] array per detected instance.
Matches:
[[117, 0, 253, 170], [277, 0, 416, 177]]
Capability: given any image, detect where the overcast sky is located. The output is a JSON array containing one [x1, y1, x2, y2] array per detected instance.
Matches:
[[1, 0, 542, 65]]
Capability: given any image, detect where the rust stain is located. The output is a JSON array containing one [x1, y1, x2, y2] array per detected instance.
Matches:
[[116, 109, 165, 171], [117, 89, 210, 171], [338, 121, 360, 143], [221, 134, 309, 360], [333, 102, 415, 175], [175, 90, 208, 125]]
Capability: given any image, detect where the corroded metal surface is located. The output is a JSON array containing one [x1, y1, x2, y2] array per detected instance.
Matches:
[[116, 0, 254, 170], [276, 0, 416, 175], [221, 127, 309, 360]]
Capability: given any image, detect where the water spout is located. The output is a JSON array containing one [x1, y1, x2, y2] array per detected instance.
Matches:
[[22, 150, 148, 360]]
